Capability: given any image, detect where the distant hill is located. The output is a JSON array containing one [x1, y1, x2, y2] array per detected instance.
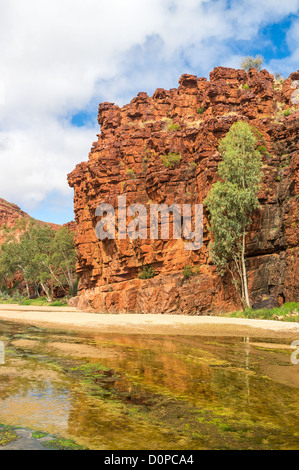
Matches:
[[0, 197, 75, 243], [0, 198, 31, 228]]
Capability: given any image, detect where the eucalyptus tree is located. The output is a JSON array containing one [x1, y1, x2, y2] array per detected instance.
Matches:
[[204, 121, 263, 309], [0, 219, 76, 301]]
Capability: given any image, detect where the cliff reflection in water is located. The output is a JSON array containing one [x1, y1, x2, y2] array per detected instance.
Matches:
[[0, 321, 298, 450]]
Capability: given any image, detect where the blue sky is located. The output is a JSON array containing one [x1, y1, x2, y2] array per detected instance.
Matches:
[[0, 0, 298, 225]]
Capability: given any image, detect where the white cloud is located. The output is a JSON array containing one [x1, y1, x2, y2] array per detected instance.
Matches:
[[0, 121, 95, 209], [269, 16, 299, 75], [0, 0, 298, 221]]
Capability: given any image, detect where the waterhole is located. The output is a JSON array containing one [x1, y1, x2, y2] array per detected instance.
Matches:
[[0, 320, 298, 450]]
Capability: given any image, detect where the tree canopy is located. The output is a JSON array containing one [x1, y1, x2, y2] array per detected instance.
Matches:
[[0, 219, 77, 301]]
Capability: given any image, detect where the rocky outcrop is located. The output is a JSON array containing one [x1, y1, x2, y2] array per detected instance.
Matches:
[[68, 67, 299, 314], [0, 198, 30, 235], [0, 198, 76, 236]]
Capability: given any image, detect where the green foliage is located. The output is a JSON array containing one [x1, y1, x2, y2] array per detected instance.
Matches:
[[50, 226, 77, 296], [242, 83, 250, 90], [204, 121, 263, 308], [183, 264, 193, 279], [240, 55, 264, 72], [161, 152, 181, 168], [0, 295, 69, 306], [0, 425, 20, 446], [229, 302, 299, 322], [137, 265, 156, 279], [283, 108, 293, 116], [256, 145, 267, 155], [126, 168, 136, 179], [197, 107, 205, 115], [0, 219, 76, 302], [43, 438, 87, 450], [168, 123, 180, 131]]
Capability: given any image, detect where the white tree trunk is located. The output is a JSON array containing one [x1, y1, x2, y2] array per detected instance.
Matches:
[[241, 231, 250, 309]]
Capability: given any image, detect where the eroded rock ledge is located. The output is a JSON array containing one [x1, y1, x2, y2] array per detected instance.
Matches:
[[68, 67, 299, 314]]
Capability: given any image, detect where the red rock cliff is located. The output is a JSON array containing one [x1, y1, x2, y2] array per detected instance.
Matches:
[[68, 67, 299, 314]]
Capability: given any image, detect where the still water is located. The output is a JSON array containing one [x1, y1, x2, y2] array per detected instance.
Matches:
[[0, 320, 298, 450]]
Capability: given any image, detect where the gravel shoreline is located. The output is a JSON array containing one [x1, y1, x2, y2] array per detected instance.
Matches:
[[0, 304, 299, 339]]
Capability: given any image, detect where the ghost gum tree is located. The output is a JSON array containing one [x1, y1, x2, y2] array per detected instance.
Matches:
[[204, 121, 263, 309]]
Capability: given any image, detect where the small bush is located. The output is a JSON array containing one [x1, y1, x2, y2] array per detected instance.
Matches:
[[183, 265, 194, 279], [0, 291, 10, 301], [240, 55, 264, 72], [257, 145, 267, 154], [283, 108, 293, 116], [229, 302, 299, 322], [137, 265, 156, 279], [197, 107, 205, 114], [126, 168, 136, 179], [242, 83, 250, 90], [183, 265, 201, 279], [168, 123, 180, 131], [188, 162, 197, 171], [161, 152, 181, 168]]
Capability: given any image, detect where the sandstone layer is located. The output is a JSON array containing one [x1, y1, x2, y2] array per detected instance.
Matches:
[[68, 67, 299, 314]]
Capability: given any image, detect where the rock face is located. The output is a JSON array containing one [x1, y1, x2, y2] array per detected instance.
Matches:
[[68, 67, 299, 314]]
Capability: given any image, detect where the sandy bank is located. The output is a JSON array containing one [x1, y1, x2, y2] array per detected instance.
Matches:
[[0, 304, 299, 339]]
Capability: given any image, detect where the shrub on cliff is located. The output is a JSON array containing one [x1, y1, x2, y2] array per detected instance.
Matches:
[[168, 123, 180, 131], [137, 265, 156, 279], [161, 152, 181, 168], [240, 55, 264, 72], [183, 264, 193, 279], [204, 121, 263, 309], [126, 168, 136, 179]]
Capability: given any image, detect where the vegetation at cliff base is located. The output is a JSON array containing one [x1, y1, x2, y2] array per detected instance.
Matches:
[[0, 219, 77, 302], [228, 302, 299, 322], [204, 121, 263, 309]]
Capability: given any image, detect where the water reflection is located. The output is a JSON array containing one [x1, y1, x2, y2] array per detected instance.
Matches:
[[0, 321, 298, 450]]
